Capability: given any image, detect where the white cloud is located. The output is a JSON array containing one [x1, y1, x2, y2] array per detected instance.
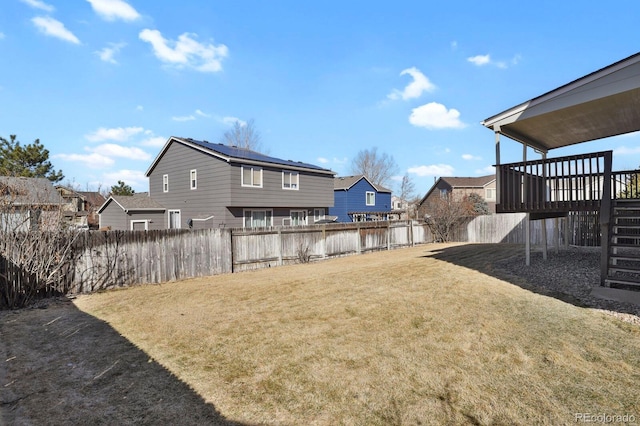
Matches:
[[139, 29, 228, 73], [91, 143, 151, 160], [102, 169, 147, 190], [221, 116, 247, 126], [172, 115, 195, 122], [140, 136, 166, 147], [614, 146, 640, 155], [195, 109, 210, 117], [408, 164, 454, 177], [136, 105, 143, 111], [54, 152, 114, 169], [462, 154, 482, 161], [468, 53, 521, 69], [96, 42, 126, 64], [20, 0, 54, 12], [32, 16, 80, 44], [409, 102, 465, 129], [388, 67, 436, 101], [468, 54, 491, 66], [85, 126, 145, 142], [317, 157, 328, 164], [475, 166, 496, 174], [86, 0, 140, 22]]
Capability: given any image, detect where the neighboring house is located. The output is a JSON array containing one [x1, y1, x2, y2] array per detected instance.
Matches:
[[418, 175, 496, 218], [390, 195, 416, 220], [0, 176, 64, 231], [56, 187, 106, 229], [97, 194, 166, 231], [140, 137, 335, 229], [330, 175, 392, 222]]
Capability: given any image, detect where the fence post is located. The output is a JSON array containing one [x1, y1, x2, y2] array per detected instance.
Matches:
[[322, 225, 327, 259], [356, 224, 361, 254], [387, 222, 391, 251], [277, 228, 283, 265], [229, 228, 235, 273]]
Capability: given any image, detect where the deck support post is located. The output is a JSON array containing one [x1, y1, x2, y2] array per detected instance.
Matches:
[[523, 143, 531, 266], [554, 217, 560, 254], [541, 152, 548, 260], [525, 213, 531, 266]]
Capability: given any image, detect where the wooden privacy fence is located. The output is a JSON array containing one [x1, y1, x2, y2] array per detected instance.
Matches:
[[67, 221, 432, 293], [2, 214, 603, 305]]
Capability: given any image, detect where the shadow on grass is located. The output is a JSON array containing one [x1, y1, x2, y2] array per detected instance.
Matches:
[[0, 298, 250, 426], [422, 243, 640, 317]]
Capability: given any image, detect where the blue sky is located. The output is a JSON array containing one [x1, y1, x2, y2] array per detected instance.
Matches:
[[1, 0, 640, 195]]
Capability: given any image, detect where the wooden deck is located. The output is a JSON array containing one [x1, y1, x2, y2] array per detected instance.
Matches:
[[496, 150, 640, 288]]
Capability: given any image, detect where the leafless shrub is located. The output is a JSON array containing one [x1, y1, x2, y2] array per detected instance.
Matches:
[[297, 243, 311, 263], [0, 177, 81, 308]]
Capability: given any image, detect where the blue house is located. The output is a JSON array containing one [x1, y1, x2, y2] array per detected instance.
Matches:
[[330, 175, 392, 222]]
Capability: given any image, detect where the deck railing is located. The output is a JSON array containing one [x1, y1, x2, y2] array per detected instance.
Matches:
[[497, 151, 613, 214]]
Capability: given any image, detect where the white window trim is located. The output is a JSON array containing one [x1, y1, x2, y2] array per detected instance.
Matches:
[[440, 189, 448, 199], [130, 220, 149, 231], [314, 208, 325, 222], [241, 165, 263, 188], [282, 171, 299, 190], [163, 174, 169, 193], [290, 209, 307, 226], [190, 169, 197, 190], [485, 188, 496, 201], [243, 209, 273, 228], [168, 209, 181, 229], [366, 191, 375, 206]]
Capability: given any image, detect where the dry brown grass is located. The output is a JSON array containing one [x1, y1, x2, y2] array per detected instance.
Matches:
[[64, 243, 640, 424]]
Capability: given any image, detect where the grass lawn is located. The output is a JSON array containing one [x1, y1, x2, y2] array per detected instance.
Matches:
[[73, 243, 640, 425]]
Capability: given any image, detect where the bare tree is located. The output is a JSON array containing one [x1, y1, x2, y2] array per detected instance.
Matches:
[[222, 119, 263, 152], [399, 173, 416, 202], [350, 147, 398, 188], [423, 193, 474, 242]]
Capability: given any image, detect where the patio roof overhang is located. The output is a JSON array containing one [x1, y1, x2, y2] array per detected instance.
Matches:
[[482, 52, 640, 153]]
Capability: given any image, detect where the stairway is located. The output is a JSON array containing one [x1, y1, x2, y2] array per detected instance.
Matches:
[[605, 199, 640, 288]]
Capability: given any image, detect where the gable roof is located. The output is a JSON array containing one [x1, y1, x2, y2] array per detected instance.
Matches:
[[98, 194, 165, 214], [0, 176, 64, 206], [333, 175, 392, 193], [482, 52, 640, 152], [77, 191, 106, 207], [419, 174, 495, 205], [146, 136, 335, 177]]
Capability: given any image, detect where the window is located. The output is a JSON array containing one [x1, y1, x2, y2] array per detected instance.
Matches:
[[440, 189, 448, 199], [130, 220, 148, 231], [168, 210, 181, 229], [314, 208, 325, 222], [282, 171, 299, 190], [485, 188, 496, 200], [163, 174, 169, 193], [241, 165, 262, 187], [366, 191, 375, 206], [190, 169, 197, 190], [290, 210, 307, 226], [243, 209, 272, 228]]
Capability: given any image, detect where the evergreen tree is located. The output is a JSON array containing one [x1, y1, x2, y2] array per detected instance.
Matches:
[[0, 135, 64, 182], [110, 180, 135, 196]]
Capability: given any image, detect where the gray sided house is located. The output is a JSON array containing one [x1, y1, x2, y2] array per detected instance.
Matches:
[[98, 195, 166, 231], [144, 137, 335, 229]]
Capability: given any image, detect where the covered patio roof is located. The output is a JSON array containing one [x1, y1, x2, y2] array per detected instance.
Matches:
[[482, 52, 640, 153]]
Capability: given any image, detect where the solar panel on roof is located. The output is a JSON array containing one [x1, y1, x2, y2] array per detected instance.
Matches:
[[183, 138, 330, 171]]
